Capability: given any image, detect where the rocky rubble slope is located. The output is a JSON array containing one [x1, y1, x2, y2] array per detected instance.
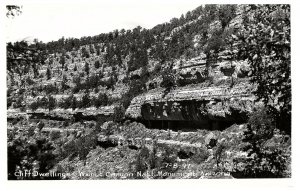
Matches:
[[53, 122, 291, 179]]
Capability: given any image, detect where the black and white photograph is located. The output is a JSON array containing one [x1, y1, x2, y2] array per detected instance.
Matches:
[[2, 0, 297, 189]]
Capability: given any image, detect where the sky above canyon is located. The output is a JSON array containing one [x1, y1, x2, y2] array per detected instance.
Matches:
[[5, 0, 201, 43]]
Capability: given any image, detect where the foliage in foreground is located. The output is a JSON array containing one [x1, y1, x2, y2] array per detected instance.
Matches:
[[229, 4, 291, 133], [129, 143, 178, 179], [231, 107, 290, 178], [7, 128, 58, 180]]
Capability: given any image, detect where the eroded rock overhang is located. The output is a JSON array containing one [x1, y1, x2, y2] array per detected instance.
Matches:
[[125, 82, 260, 122]]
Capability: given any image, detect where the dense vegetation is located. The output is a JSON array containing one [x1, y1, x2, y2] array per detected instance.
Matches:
[[228, 4, 291, 133], [7, 5, 239, 116], [7, 4, 291, 179]]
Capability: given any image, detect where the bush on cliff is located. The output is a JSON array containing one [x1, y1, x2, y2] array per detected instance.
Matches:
[[229, 4, 291, 133], [231, 107, 290, 178], [112, 105, 125, 123], [160, 69, 176, 89], [120, 79, 145, 109], [92, 93, 108, 108]]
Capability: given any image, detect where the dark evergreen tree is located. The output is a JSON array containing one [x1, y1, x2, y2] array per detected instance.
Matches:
[[229, 4, 291, 133], [60, 54, 65, 70], [74, 64, 77, 72], [71, 96, 77, 110], [80, 91, 90, 108], [94, 60, 100, 69], [89, 44, 95, 54], [61, 74, 68, 91], [84, 62, 90, 76], [46, 67, 51, 80], [48, 95, 56, 111]]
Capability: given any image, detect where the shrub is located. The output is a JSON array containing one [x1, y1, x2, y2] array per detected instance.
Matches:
[[160, 69, 176, 89], [40, 96, 48, 109], [94, 87, 99, 93], [214, 143, 226, 170], [48, 95, 56, 111], [49, 130, 61, 141], [247, 107, 275, 141], [61, 131, 97, 160], [231, 107, 289, 178], [43, 84, 58, 95], [94, 116, 108, 133], [7, 130, 58, 180], [13, 96, 23, 108], [46, 67, 51, 80], [59, 94, 72, 109], [121, 80, 145, 109], [26, 76, 35, 85], [62, 139, 77, 159], [190, 147, 210, 164], [94, 60, 100, 69], [79, 92, 91, 108], [147, 81, 158, 90], [176, 71, 205, 86], [155, 144, 178, 178], [92, 93, 108, 108], [153, 64, 161, 74], [84, 62, 90, 75], [61, 75, 68, 91], [103, 76, 115, 90], [112, 105, 125, 123], [101, 121, 117, 136], [130, 143, 178, 179], [63, 121, 69, 127], [132, 146, 151, 178], [81, 47, 90, 58], [75, 134, 97, 160], [27, 126, 36, 136], [29, 101, 39, 111]]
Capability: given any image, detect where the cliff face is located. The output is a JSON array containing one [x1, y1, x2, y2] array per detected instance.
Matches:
[[6, 5, 250, 123], [7, 105, 114, 123], [126, 83, 255, 119], [126, 59, 259, 127]]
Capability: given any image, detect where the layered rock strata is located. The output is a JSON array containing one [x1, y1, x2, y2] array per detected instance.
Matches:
[[126, 82, 259, 123]]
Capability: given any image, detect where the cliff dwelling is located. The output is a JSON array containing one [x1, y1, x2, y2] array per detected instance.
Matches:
[[139, 100, 248, 132]]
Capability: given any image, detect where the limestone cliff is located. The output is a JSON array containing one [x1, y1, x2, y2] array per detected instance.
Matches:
[[126, 58, 259, 124]]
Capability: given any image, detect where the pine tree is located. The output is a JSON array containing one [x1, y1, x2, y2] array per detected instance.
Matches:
[[80, 91, 90, 108], [60, 55, 65, 70], [85, 62, 90, 76], [94, 60, 100, 69], [48, 95, 56, 111], [61, 75, 68, 91], [46, 67, 51, 80], [89, 44, 95, 54], [74, 64, 77, 72], [71, 96, 77, 110], [229, 5, 290, 132]]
